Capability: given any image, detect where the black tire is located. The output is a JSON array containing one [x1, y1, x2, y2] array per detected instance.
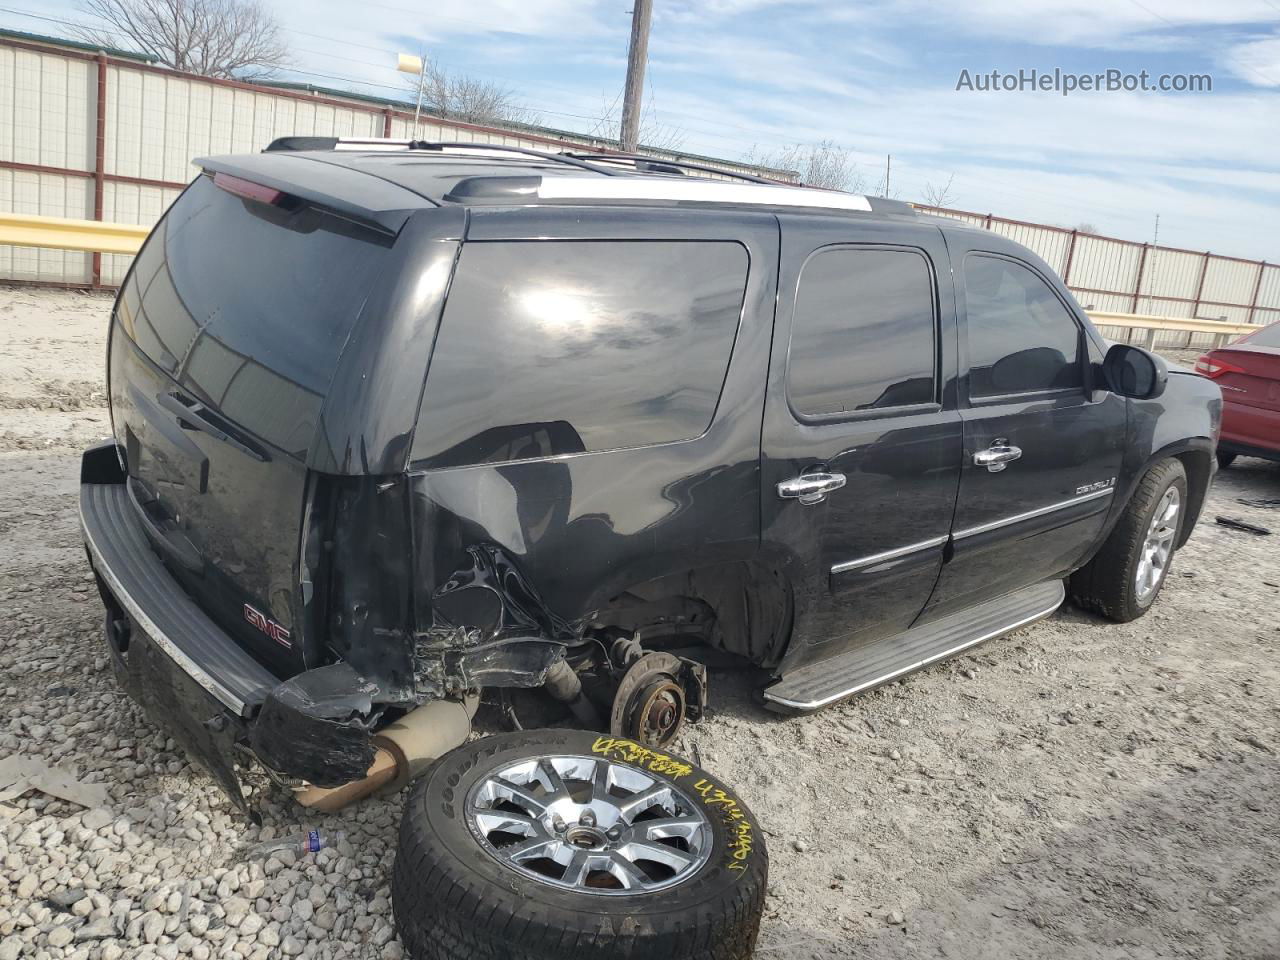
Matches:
[[1217, 451, 1236, 470], [392, 729, 767, 960], [1069, 458, 1187, 622]]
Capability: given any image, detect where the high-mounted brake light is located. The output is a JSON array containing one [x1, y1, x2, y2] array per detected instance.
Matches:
[[213, 171, 283, 206], [1194, 355, 1245, 379]]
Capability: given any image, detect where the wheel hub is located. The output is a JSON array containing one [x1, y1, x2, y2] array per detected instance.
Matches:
[[635, 679, 685, 745], [609, 651, 704, 749], [465, 753, 712, 895]]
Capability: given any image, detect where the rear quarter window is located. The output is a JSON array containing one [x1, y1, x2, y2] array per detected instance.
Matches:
[[410, 240, 749, 468]]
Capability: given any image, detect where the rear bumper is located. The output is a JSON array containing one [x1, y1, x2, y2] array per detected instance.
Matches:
[[80, 476, 277, 718], [79, 441, 382, 807], [1221, 399, 1280, 459]]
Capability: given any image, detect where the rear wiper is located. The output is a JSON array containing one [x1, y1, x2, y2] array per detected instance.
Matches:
[[158, 392, 270, 463]]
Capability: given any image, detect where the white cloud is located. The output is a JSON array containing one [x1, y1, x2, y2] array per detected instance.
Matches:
[[824, 0, 1280, 48], [1225, 33, 1280, 86]]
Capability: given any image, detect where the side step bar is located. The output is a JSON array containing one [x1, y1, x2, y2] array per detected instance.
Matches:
[[762, 580, 1065, 713]]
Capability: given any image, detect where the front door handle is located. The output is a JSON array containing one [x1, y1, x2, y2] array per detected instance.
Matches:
[[973, 438, 1022, 473], [777, 472, 847, 505]]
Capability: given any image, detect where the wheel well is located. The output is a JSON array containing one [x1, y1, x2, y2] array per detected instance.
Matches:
[[1172, 448, 1212, 547], [588, 561, 793, 669]]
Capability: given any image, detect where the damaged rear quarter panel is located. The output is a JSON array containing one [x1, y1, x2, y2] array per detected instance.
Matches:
[[406, 208, 783, 680]]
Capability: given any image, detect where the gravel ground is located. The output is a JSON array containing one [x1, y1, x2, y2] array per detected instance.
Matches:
[[1, 287, 1278, 960]]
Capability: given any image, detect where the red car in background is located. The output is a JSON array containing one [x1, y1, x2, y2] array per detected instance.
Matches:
[[1197, 320, 1280, 468]]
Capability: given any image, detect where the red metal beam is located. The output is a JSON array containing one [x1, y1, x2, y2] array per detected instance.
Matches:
[[0, 277, 111, 291], [1130, 244, 1149, 312], [0, 159, 186, 191], [92, 52, 107, 288], [1190, 251, 1211, 318], [1062, 230, 1079, 285], [1247, 262, 1267, 324]]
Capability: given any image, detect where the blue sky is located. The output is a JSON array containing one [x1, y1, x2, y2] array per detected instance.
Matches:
[[10, 0, 1280, 259]]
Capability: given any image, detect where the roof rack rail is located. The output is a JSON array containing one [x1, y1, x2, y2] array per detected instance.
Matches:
[[559, 151, 778, 185], [264, 136, 623, 176], [401, 141, 624, 176]]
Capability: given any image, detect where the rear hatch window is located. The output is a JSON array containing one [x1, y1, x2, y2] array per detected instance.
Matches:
[[117, 174, 392, 454], [109, 173, 393, 675]]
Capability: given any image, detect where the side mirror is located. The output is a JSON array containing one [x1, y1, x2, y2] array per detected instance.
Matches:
[[1103, 343, 1168, 400]]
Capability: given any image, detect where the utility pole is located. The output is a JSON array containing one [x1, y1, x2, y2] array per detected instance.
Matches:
[[1145, 213, 1160, 315], [620, 0, 653, 152], [884, 154, 891, 196]]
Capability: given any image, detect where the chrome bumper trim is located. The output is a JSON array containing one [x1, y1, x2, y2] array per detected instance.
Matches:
[[80, 497, 248, 716]]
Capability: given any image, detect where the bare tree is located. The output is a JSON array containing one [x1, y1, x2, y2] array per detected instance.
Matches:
[[403, 59, 539, 127], [920, 174, 957, 208], [76, 0, 288, 79], [590, 96, 686, 152], [743, 140, 864, 192]]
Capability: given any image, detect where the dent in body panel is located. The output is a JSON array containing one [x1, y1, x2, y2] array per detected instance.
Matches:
[[406, 443, 768, 691], [404, 209, 784, 685]]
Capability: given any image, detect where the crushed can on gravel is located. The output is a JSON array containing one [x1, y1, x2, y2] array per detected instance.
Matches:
[[392, 729, 767, 960]]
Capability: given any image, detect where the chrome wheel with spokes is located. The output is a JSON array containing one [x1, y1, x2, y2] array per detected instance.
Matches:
[[1135, 485, 1180, 602], [465, 754, 712, 895], [394, 730, 768, 960]]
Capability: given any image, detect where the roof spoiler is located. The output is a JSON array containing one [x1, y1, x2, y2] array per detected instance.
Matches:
[[196, 153, 434, 233]]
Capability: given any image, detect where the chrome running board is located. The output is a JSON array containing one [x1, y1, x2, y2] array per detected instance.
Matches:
[[762, 580, 1065, 713]]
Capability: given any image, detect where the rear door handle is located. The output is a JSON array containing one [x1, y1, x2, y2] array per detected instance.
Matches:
[[777, 472, 846, 505], [973, 439, 1022, 473]]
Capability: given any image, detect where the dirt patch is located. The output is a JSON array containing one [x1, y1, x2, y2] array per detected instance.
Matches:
[[0, 289, 1277, 959]]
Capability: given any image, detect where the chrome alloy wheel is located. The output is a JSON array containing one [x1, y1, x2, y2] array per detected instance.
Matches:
[[465, 754, 712, 895], [1135, 485, 1180, 602]]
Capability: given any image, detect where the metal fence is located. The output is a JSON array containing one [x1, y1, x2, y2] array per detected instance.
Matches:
[[2, 31, 1276, 352], [0, 31, 788, 288], [916, 206, 1277, 349]]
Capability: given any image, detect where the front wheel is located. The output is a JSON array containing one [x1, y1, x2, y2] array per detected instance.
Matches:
[[1069, 458, 1187, 622], [392, 729, 768, 960], [1217, 451, 1236, 470]]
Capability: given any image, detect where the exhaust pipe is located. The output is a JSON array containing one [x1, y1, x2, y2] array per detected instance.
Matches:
[[295, 694, 477, 812]]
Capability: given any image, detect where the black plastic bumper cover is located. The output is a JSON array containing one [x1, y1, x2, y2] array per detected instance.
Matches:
[[79, 442, 383, 803], [80, 479, 277, 717]]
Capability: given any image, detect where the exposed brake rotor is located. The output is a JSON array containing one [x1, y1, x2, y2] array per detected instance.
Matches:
[[609, 651, 707, 749]]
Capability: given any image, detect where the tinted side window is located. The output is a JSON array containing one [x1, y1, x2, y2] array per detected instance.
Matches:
[[964, 255, 1082, 398], [411, 240, 748, 468], [787, 247, 937, 417]]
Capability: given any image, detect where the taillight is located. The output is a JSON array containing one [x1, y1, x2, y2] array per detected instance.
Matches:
[[213, 172, 283, 206], [1194, 355, 1245, 379]]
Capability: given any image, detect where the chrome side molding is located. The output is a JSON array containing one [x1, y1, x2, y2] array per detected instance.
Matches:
[[831, 535, 948, 575], [953, 486, 1114, 540]]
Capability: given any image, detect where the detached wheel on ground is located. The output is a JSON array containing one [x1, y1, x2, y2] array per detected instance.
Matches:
[[392, 729, 766, 960], [1070, 458, 1187, 622]]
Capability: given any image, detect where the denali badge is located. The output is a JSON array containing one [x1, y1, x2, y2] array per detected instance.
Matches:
[[1076, 477, 1116, 495], [244, 604, 292, 648]]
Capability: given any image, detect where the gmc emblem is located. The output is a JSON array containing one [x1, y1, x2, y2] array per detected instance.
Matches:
[[243, 604, 292, 648]]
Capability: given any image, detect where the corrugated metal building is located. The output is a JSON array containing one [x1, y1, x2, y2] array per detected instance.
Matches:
[[2, 27, 1277, 347]]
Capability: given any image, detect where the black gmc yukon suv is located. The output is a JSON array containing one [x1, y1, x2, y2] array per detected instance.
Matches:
[[79, 140, 1221, 960]]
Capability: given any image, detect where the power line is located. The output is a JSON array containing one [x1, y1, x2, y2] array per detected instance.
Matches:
[[1123, 0, 1279, 86]]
